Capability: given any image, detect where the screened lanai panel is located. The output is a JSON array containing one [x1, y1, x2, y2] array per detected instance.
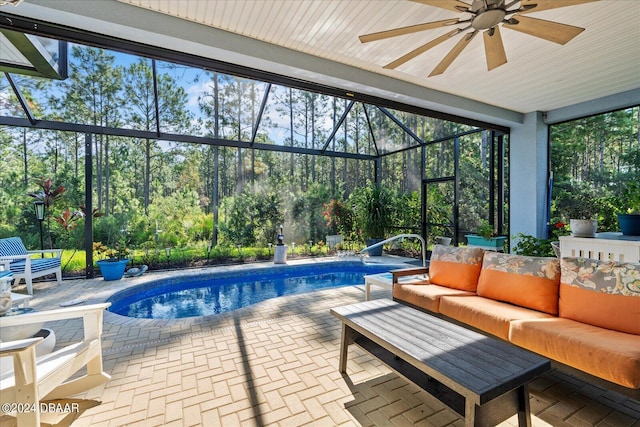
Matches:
[[343, 103, 376, 155], [424, 117, 478, 142], [216, 76, 269, 141], [180, 67, 222, 138], [321, 97, 350, 154], [426, 180, 455, 235], [2, 43, 156, 129], [297, 92, 334, 151], [326, 101, 377, 156], [425, 140, 455, 179], [257, 85, 314, 149], [0, 73, 29, 119], [256, 86, 342, 151], [458, 131, 491, 233], [37, 45, 155, 131], [381, 149, 422, 194], [363, 105, 423, 155], [133, 59, 192, 136]]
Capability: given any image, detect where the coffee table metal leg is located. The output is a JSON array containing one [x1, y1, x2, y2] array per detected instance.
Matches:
[[517, 383, 532, 427]]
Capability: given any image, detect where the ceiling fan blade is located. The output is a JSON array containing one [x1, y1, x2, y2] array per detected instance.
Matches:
[[519, 0, 599, 14], [411, 0, 471, 13], [429, 30, 477, 77], [483, 27, 507, 71], [503, 15, 584, 44], [359, 19, 459, 43], [384, 29, 461, 69]]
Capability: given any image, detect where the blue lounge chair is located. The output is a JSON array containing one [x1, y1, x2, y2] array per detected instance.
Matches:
[[0, 237, 62, 295]]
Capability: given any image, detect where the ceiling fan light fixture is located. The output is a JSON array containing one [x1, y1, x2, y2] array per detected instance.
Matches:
[[472, 9, 506, 29]]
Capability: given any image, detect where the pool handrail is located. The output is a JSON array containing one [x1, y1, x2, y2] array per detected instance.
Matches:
[[360, 234, 426, 268]]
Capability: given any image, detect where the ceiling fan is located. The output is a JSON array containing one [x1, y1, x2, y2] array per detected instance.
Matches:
[[359, 0, 598, 77]]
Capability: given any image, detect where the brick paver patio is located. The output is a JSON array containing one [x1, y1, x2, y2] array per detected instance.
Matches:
[[3, 257, 639, 426]]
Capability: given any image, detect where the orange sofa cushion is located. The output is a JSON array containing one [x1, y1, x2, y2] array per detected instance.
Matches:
[[393, 283, 475, 313], [439, 295, 553, 340], [559, 257, 640, 335], [510, 317, 640, 389], [477, 252, 560, 315], [428, 245, 484, 292]]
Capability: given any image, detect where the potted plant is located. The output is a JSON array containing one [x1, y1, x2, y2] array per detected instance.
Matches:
[[95, 241, 130, 281], [465, 220, 507, 250], [569, 218, 599, 237], [618, 182, 640, 236], [357, 184, 392, 256], [563, 197, 599, 237], [322, 199, 353, 250]]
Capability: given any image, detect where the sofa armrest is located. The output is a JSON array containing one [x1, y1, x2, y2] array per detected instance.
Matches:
[[390, 267, 429, 284]]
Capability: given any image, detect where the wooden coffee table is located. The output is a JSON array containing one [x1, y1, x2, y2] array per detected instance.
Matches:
[[331, 299, 551, 427]]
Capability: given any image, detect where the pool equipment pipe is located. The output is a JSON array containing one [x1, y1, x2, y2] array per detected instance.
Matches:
[[360, 234, 427, 268]]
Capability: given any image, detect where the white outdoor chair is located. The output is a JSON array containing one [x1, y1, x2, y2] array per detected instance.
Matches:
[[0, 303, 111, 426], [0, 237, 62, 295]]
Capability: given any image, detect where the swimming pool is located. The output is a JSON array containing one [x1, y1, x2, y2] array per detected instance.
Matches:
[[107, 261, 401, 319]]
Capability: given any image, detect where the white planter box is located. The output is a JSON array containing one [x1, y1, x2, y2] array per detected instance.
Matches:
[[274, 245, 288, 264]]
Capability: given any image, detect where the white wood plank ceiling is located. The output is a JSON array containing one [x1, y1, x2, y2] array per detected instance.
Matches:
[[114, 0, 640, 115]]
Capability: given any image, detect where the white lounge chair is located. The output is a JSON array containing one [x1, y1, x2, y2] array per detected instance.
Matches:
[[0, 303, 111, 426], [0, 237, 62, 295]]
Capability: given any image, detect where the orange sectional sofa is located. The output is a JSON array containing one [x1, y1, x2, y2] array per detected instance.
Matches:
[[391, 245, 640, 398]]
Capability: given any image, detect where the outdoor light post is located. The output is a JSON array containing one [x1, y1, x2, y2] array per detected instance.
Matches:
[[165, 247, 171, 264], [274, 224, 287, 264], [33, 200, 45, 257]]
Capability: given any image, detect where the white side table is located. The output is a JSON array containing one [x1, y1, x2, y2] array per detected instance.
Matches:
[[364, 272, 427, 301], [559, 233, 640, 262]]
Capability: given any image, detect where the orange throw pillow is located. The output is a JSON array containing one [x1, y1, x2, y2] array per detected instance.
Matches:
[[477, 252, 560, 315], [559, 257, 640, 335], [428, 245, 484, 291]]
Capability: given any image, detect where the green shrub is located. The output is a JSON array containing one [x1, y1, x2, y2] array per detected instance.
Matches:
[[511, 233, 554, 257]]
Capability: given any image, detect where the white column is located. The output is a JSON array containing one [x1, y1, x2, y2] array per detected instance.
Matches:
[[509, 111, 549, 244]]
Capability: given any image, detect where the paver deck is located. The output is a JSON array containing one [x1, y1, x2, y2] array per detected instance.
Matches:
[[2, 257, 639, 426]]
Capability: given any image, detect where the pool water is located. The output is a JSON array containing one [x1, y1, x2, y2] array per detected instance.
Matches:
[[107, 261, 399, 319]]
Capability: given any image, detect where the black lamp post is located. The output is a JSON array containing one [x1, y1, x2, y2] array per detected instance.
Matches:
[[33, 200, 45, 257]]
